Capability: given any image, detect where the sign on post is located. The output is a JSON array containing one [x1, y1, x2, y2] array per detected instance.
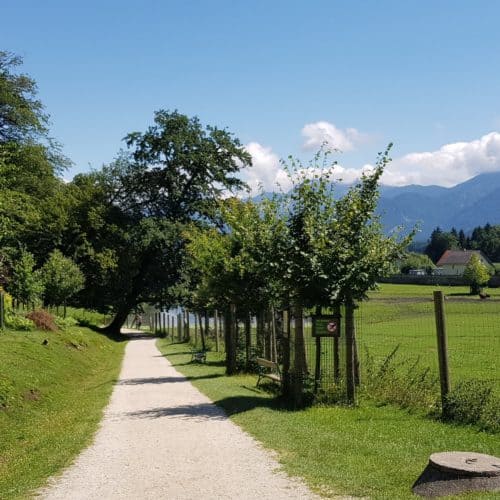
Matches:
[[312, 315, 340, 337]]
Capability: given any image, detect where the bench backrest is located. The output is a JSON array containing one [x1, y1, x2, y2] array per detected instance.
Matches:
[[256, 357, 278, 369]]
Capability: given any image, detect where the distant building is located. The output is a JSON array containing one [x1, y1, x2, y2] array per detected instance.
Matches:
[[435, 250, 495, 276]]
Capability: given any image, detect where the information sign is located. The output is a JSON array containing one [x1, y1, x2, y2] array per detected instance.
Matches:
[[311, 315, 341, 337]]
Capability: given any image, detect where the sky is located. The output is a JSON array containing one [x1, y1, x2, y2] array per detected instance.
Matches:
[[3, 0, 500, 193]]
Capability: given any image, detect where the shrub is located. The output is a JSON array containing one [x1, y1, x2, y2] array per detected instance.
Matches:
[[25, 310, 58, 331], [54, 316, 78, 330], [479, 397, 500, 433], [443, 379, 495, 428], [362, 346, 439, 412], [5, 311, 35, 331]]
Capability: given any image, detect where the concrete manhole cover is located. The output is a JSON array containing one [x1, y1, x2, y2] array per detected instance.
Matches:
[[430, 451, 500, 477], [413, 451, 500, 497]]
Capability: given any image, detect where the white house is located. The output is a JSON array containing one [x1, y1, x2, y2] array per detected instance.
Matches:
[[435, 250, 495, 276]]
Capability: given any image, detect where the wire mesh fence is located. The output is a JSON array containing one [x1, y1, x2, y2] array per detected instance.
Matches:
[[152, 291, 499, 409]]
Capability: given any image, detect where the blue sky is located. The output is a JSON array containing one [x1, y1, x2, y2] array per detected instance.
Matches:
[[3, 1, 500, 191]]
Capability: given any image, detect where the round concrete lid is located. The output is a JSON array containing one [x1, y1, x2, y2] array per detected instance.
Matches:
[[430, 452, 500, 477]]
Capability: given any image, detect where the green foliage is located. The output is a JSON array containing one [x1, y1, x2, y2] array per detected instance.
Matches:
[[443, 379, 498, 431], [54, 315, 78, 330], [425, 227, 459, 263], [7, 249, 43, 306], [64, 111, 251, 332], [463, 253, 492, 294], [0, 51, 47, 143], [275, 147, 411, 306], [4, 310, 34, 330], [363, 346, 439, 412], [470, 223, 500, 261], [399, 252, 435, 274], [41, 250, 85, 307]]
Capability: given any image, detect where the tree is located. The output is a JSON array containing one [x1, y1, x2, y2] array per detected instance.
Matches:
[[0, 51, 48, 143], [7, 249, 44, 308], [270, 147, 411, 405], [463, 254, 492, 295], [399, 252, 435, 274], [72, 111, 252, 335], [41, 250, 85, 315], [425, 227, 459, 263]]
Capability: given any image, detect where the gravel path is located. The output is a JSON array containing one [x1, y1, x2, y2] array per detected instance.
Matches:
[[39, 332, 324, 499]]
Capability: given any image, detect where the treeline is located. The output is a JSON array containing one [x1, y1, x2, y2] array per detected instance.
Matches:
[[424, 225, 500, 263]]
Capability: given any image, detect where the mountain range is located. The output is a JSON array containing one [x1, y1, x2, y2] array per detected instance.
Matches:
[[254, 171, 500, 241], [376, 171, 500, 240]]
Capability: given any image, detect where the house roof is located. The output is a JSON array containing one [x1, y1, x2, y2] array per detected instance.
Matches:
[[436, 250, 492, 267]]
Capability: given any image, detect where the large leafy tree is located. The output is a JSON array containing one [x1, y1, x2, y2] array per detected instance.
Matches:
[[41, 250, 85, 313], [72, 110, 252, 334], [0, 51, 70, 266]]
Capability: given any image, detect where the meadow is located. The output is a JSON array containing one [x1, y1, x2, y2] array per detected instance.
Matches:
[[0, 325, 125, 499]]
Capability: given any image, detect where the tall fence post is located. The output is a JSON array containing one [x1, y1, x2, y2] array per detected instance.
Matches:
[[433, 290, 451, 414]]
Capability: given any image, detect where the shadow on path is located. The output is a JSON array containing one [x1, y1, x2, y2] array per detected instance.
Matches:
[[125, 394, 285, 422], [126, 402, 226, 421], [119, 374, 223, 385]]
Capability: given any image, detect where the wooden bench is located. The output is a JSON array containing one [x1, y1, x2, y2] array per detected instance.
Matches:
[[191, 349, 207, 363], [256, 357, 281, 387]]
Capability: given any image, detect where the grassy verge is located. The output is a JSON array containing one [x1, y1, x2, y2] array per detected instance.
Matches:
[[0, 326, 125, 499], [157, 340, 500, 499]]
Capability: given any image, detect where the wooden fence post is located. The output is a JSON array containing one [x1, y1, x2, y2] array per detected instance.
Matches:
[[433, 290, 451, 414]]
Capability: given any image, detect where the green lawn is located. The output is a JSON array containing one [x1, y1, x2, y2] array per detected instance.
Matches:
[[157, 340, 500, 499], [359, 284, 499, 389], [0, 326, 125, 499]]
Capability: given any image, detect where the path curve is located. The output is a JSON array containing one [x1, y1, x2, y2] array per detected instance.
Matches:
[[39, 333, 323, 499]]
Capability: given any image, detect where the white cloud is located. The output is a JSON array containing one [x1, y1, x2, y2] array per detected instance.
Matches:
[[240, 131, 500, 195], [240, 142, 285, 194], [301, 121, 367, 152], [240, 141, 372, 195], [382, 131, 500, 186]]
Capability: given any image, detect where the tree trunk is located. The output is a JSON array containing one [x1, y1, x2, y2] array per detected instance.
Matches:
[[225, 304, 237, 375], [292, 303, 308, 408], [245, 313, 251, 369], [101, 302, 132, 336], [200, 311, 208, 351]]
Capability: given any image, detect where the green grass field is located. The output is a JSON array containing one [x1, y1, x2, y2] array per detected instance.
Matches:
[[158, 341, 500, 499], [360, 284, 499, 386], [0, 326, 125, 499]]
